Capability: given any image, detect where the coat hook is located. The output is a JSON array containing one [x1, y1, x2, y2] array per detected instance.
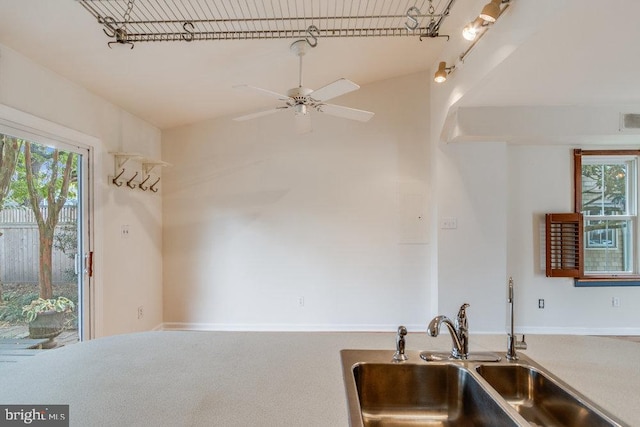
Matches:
[[139, 175, 150, 191], [112, 169, 125, 187], [149, 177, 161, 193], [127, 171, 138, 189]]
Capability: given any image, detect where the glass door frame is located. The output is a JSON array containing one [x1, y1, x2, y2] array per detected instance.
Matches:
[[0, 104, 97, 341]]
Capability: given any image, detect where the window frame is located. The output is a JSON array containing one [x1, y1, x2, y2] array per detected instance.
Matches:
[[574, 149, 640, 282]]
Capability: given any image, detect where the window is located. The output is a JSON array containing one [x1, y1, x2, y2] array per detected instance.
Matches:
[[546, 149, 640, 284], [577, 150, 637, 277]]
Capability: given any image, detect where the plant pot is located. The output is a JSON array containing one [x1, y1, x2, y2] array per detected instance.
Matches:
[[28, 310, 64, 342]]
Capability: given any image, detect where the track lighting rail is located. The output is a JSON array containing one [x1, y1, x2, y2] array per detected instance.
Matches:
[[459, 0, 510, 63], [433, 0, 511, 83]]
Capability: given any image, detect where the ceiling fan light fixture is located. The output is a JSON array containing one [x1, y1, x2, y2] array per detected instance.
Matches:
[[232, 39, 374, 131], [294, 104, 308, 116], [479, 0, 502, 23], [434, 62, 449, 83]]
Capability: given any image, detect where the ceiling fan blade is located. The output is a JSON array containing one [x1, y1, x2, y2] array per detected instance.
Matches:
[[294, 112, 312, 134], [317, 103, 375, 122], [233, 84, 291, 101], [310, 78, 360, 102], [233, 106, 288, 121]]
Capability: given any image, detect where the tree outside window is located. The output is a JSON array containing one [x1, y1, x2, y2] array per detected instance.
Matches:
[[580, 156, 636, 275]]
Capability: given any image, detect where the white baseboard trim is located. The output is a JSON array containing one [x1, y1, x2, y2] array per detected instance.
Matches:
[[160, 323, 640, 335], [160, 322, 425, 333]]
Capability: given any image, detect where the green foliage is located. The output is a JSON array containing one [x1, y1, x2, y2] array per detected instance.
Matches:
[[0, 286, 79, 329], [4, 142, 28, 208], [22, 296, 75, 323], [0, 291, 39, 324], [17, 140, 78, 299], [582, 163, 627, 213], [0, 135, 22, 209], [54, 224, 78, 258], [3, 139, 78, 208]]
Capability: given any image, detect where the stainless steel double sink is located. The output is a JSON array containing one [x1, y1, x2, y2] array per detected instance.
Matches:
[[341, 350, 627, 427]]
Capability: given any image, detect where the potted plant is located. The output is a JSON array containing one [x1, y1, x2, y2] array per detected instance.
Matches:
[[22, 297, 75, 345]]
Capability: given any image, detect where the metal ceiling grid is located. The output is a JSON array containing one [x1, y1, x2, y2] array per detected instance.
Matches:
[[78, 0, 456, 45]]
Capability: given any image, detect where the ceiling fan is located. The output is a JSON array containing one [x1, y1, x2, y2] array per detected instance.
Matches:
[[233, 39, 375, 134]]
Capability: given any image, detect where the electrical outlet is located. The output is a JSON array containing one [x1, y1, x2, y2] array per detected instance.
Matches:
[[538, 299, 545, 309], [612, 297, 621, 308], [297, 297, 305, 307], [137, 306, 144, 319], [121, 225, 130, 239]]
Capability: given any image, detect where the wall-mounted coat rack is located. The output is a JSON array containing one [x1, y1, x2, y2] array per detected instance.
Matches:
[[109, 152, 169, 193], [111, 152, 141, 187], [140, 159, 170, 192]]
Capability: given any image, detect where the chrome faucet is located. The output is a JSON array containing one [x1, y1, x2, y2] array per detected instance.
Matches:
[[427, 303, 470, 359], [392, 325, 408, 362], [506, 277, 527, 360]]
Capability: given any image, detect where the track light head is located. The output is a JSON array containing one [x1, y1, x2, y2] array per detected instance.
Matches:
[[479, 0, 502, 22], [434, 62, 451, 83], [462, 17, 485, 41]]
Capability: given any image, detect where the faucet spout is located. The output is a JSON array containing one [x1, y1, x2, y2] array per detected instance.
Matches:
[[427, 314, 466, 359], [455, 303, 470, 357], [506, 277, 527, 360]]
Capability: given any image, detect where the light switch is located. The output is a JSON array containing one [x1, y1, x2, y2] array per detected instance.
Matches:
[[440, 217, 457, 229]]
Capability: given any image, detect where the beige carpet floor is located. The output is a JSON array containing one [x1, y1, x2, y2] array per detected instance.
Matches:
[[1, 331, 639, 426], [0, 331, 402, 427]]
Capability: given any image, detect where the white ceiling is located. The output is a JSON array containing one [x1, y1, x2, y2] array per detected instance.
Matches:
[[0, 0, 481, 130], [458, 0, 640, 109]]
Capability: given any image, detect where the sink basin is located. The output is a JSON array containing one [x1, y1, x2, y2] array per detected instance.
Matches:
[[341, 350, 626, 427], [476, 364, 624, 427], [342, 350, 518, 426], [353, 363, 517, 426]]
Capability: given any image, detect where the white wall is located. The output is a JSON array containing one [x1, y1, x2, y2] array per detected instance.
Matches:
[[0, 44, 163, 337], [162, 72, 432, 331], [430, 0, 640, 334], [5, 0, 637, 337], [507, 145, 640, 334], [434, 141, 507, 333]]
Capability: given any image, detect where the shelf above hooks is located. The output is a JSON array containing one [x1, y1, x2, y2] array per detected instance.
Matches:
[[110, 151, 142, 169], [140, 159, 171, 176]]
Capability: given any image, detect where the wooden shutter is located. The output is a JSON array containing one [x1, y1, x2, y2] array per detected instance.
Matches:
[[545, 213, 583, 277]]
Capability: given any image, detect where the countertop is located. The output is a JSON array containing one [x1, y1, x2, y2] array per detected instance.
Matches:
[[0, 331, 638, 426]]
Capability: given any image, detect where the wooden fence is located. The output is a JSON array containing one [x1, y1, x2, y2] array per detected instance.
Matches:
[[0, 207, 77, 284]]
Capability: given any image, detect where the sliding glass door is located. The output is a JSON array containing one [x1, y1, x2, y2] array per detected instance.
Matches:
[[0, 130, 91, 345]]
